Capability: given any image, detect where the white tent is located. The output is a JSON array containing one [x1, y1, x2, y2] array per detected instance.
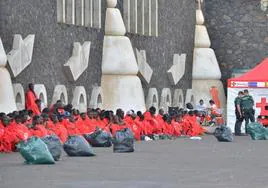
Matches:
[[227, 58, 268, 132]]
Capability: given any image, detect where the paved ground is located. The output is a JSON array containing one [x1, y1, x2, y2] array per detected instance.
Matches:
[[0, 135, 268, 188]]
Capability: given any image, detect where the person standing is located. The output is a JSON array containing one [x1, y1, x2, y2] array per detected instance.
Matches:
[[241, 89, 255, 134], [25, 83, 40, 115], [234, 91, 244, 136]]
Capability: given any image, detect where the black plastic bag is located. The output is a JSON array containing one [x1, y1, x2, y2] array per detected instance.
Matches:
[[113, 128, 134, 153], [17, 137, 55, 165], [63, 136, 96, 157], [214, 126, 234, 142], [84, 130, 112, 147], [186, 103, 194, 110], [42, 135, 62, 161]]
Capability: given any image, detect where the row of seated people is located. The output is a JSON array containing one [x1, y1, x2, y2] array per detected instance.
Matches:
[[0, 102, 205, 152]]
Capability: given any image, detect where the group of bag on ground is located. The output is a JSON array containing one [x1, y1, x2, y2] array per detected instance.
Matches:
[[214, 122, 268, 142], [17, 128, 134, 164], [16, 122, 268, 164]]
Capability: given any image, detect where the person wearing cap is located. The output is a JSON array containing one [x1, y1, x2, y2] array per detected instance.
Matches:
[[241, 89, 255, 134]]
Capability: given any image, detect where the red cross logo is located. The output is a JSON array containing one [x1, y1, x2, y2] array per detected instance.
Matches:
[[256, 97, 268, 116]]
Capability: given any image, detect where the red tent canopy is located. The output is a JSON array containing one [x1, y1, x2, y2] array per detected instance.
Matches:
[[228, 58, 268, 88]]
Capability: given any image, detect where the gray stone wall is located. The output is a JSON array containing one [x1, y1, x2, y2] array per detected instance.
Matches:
[[0, 0, 195, 105], [205, 0, 268, 87], [0, 0, 106, 104], [123, 0, 195, 96]]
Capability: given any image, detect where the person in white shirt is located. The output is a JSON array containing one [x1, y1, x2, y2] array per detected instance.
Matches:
[[196, 99, 207, 112]]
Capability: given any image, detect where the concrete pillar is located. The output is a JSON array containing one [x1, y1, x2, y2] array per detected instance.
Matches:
[[66, 0, 75, 24], [72, 86, 87, 113], [123, 0, 130, 32], [0, 38, 17, 113], [89, 86, 103, 109], [146, 88, 159, 112], [34, 84, 48, 110], [173, 89, 184, 108], [13, 84, 25, 111], [57, 0, 66, 23], [137, 0, 144, 35], [185, 89, 196, 108], [151, 0, 158, 36], [144, 0, 151, 36], [84, 0, 93, 27], [75, 0, 84, 26], [160, 88, 172, 113], [51, 85, 68, 105], [93, 0, 101, 28], [130, 0, 137, 33]]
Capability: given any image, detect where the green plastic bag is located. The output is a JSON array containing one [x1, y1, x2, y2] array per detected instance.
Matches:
[[17, 137, 55, 165], [159, 135, 171, 140], [152, 134, 160, 140], [263, 127, 268, 140], [248, 123, 265, 140]]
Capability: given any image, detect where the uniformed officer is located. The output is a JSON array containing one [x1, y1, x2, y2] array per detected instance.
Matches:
[[234, 91, 244, 135], [241, 89, 255, 134]]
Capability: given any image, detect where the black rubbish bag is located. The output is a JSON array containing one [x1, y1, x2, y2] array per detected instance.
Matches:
[[186, 103, 194, 110], [17, 137, 55, 165], [248, 122, 266, 140], [42, 135, 62, 161], [84, 130, 112, 147], [63, 136, 96, 157], [214, 126, 234, 142], [113, 128, 134, 153]]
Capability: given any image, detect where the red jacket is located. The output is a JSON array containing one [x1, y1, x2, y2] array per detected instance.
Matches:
[[30, 125, 49, 138], [25, 90, 40, 115]]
